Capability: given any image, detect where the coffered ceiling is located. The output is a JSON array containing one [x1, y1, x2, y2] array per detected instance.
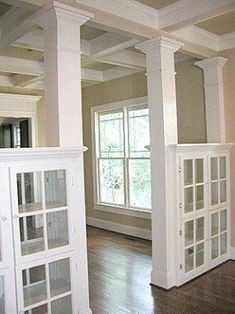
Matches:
[[0, 0, 234, 93]]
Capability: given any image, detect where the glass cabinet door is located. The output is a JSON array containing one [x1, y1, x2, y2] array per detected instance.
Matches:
[[183, 215, 206, 274], [182, 156, 206, 216], [11, 168, 71, 263], [210, 156, 228, 208], [210, 208, 228, 261], [17, 255, 75, 314]]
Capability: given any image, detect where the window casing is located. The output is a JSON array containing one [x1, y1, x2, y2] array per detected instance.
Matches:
[[92, 100, 151, 213]]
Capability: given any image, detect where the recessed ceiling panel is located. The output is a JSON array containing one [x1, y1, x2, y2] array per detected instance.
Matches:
[[135, 0, 179, 9], [81, 25, 106, 40], [197, 10, 235, 36]]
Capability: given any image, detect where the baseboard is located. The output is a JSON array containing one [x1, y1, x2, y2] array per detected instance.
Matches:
[[231, 247, 235, 260], [86, 216, 152, 240]]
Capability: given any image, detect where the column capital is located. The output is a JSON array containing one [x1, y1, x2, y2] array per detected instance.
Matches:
[[135, 36, 183, 54], [33, 1, 93, 28], [195, 56, 227, 71]]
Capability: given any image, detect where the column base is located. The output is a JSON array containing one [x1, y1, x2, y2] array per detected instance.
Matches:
[[151, 269, 175, 290]]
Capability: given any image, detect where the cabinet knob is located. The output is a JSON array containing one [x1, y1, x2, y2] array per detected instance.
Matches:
[[1, 216, 7, 221]]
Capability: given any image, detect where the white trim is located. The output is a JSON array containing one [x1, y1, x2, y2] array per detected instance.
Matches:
[[231, 247, 235, 260], [169, 143, 233, 153], [94, 202, 151, 219], [172, 26, 220, 51], [92, 96, 148, 113], [172, 26, 235, 52], [91, 96, 151, 217], [86, 216, 152, 240]]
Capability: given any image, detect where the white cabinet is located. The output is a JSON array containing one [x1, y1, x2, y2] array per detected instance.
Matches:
[[0, 148, 91, 314], [172, 144, 232, 286]]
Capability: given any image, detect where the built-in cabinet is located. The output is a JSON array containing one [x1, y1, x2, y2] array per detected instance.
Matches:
[[173, 144, 232, 286], [0, 148, 91, 314]]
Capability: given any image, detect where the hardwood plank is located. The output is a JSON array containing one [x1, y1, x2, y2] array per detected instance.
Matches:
[[87, 226, 235, 314]]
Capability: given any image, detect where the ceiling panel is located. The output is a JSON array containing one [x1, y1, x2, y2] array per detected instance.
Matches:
[[197, 10, 235, 36], [135, 0, 179, 9], [81, 25, 105, 40]]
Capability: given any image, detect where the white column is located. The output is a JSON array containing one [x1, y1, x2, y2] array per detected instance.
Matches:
[[136, 36, 183, 289], [195, 57, 227, 143], [34, 1, 93, 147], [33, 3, 93, 314]]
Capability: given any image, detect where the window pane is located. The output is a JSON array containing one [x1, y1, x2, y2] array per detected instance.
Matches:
[[184, 187, 194, 213], [220, 157, 226, 179], [196, 243, 204, 268], [49, 258, 71, 297], [99, 111, 124, 158], [128, 107, 150, 157], [211, 158, 218, 180], [99, 159, 124, 205], [220, 209, 227, 232], [184, 160, 193, 186], [185, 247, 194, 272], [17, 172, 42, 213], [44, 170, 67, 209], [20, 215, 44, 256], [23, 265, 47, 307], [195, 159, 203, 183], [220, 233, 227, 255], [129, 159, 151, 209], [51, 295, 72, 314], [185, 220, 194, 247], [47, 210, 69, 249], [211, 236, 219, 259]]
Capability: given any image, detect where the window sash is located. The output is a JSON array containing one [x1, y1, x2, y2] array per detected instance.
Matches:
[[94, 104, 151, 211]]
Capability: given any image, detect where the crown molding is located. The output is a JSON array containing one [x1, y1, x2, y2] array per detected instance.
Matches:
[[74, 0, 158, 29], [0, 93, 41, 102], [172, 25, 235, 52], [172, 26, 219, 51], [158, 0, 235, 30]]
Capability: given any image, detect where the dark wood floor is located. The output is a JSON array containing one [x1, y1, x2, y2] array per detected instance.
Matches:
[[87, 226, 235, 314]]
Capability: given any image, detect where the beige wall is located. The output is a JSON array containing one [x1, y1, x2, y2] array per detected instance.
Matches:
[[221, 48, 235, 247], [82, 59, 206, 232]]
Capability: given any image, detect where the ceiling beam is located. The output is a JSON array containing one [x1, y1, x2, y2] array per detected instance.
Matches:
[[96, 50, 146, 70], [0, 56, 44, 76], [159, 0, 235, 31]]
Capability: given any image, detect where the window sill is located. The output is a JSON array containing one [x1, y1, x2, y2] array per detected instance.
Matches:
[[94, 203, 151, 219]]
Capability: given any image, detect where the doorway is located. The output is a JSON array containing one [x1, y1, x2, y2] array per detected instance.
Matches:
[[0, 117, 31, 148]]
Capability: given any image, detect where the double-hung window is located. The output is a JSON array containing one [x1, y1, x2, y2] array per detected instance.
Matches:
[[92, 99, 151, 212]]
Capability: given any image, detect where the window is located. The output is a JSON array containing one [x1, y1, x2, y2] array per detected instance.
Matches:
[[93, 100, 151, 212]]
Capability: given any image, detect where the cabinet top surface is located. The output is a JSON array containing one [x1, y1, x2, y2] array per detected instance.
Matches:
[[0, 146, 88, 161]]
